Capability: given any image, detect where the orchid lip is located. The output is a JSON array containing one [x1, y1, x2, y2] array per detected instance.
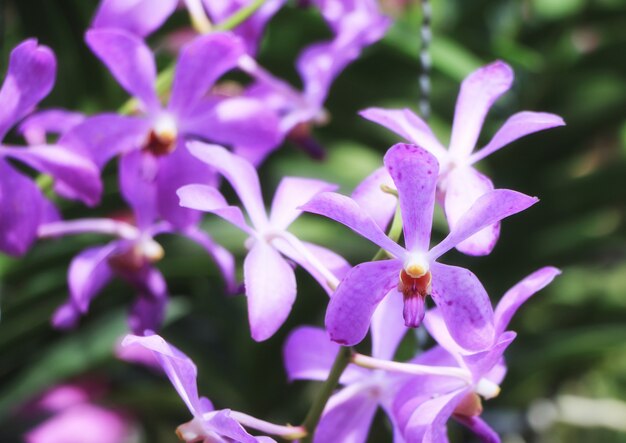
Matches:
[[403, 252, 429, 278], [475, 377, 501, 400]]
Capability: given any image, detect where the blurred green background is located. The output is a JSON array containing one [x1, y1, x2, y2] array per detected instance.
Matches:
[[1, 0, 626, 442]]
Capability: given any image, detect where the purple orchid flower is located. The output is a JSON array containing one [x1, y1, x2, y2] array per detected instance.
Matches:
[[65, 29, 280, 229], [238, 0, 390, 163], [0, 40, 101, 256], [393, 267, 561, 443], [38, 205, 235, 334], [122, 333, 304, 442], [177, 142, 350, 341], [302, 143, 538, 350], [359, 61, 565, 255], [283, 294, 409, 443]]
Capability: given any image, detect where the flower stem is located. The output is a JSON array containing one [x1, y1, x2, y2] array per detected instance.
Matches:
[[215, 0, 267, 31], [351, 353, 472, 382], [300, 346, 352, 442]]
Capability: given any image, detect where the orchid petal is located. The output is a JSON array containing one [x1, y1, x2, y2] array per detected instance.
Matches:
[[430, 262, 495, 351], [453, 416, 500, 443], [301, 192, 406, 259], [351, 166, 396, 231], [69, 244, 119, 313], [186, 142, 268, 229], [19, 109, 85, 145], [0, 39, 56, 140], [449, 61, 513, 158], [203, 409, 275, 443], [360, 108, 447, 161], [325, 259, 402, 346], [462, 331, 516, 380], [85, 29, 159, 111], [127, 267, 168, 334], [430, 189, 538, 260], [495, 267, 561, 335], [401, 389, 467, 443], [244, 241, 296, 341], [371, 289, 407, 361], [119, 149, 158, 229], [270, 177, 338, 230], [92, 0, 178, 38], [471, 111, 565, 164], [384, 144, 439, 251]]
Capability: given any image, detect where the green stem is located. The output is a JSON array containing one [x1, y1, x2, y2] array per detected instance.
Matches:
[[215, 0, 267, 31], [300, 346, 352, 442]]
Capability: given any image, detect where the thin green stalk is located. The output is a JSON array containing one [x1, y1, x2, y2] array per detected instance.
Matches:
[[215, 0, 267, 31], [300, 346, 352, 442]]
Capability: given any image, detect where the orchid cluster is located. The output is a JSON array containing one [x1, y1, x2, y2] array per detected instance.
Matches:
[[2, 1, 566, 442]]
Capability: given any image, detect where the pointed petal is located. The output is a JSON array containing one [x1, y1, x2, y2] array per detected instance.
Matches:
[[269, 177, 338, 230], [453, 416, 500, 443], [19, 109, 85, 145], [449, 61, 514, 158], [325, 260, 402, 346], [360, 108, 447, 161], [51, 302, 81, 330], [351, 166, 397, 231], [169, 33, 245, 116], [92, 0, 178, 37], [283, 326, 365, 383], [430, 262, 495, 351], [2, 144, 102, 206], [69, 244, 118, 313], [121, 334, 203, 416], [301, 192, 406, 259], [0, 39, 56, 140], [442, 166, 497, 256], [471, 111, 565, 164], [495, 267, 561, 335], [177, 184, 253, 235], [384, 143, 439, 252], [371, 288, 407, 360], [0, 159, 49, 255], [85, 29, 158, 111], [244, 241, 296, 341], [429, 189, 538, 260], [186, 142, 267, 229]]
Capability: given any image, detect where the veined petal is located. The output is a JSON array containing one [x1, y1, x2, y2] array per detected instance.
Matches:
[[121, 334, 203, 417], [384, 144, 439, 252], [92, 0, 178, 38], [495, 267, 561, 335], [301, 192, 406, 259], [169, 33, 245, 117], [453, 416, 500, 443], [69, 243, 118, 313], [371, 289, 407, 361], [429, 189, 538, 260], [448, 61, 514, 159], [325, 260, 402, 346], [351, 167, 397, 231], [244, 241, 297, 341], [470, 111, 565, 164], [19, 109, 85, 145], [0, 39, 56, 140], [186, 142, 268, 229], [360, 108, 447, 161], [269, 177, 338, 230], [430, 262, 495, 351], [177, 184, 253, 235], [442, 166, 496, 256], [85, 29, 159, 112]]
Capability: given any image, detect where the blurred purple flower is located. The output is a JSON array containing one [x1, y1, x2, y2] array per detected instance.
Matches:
[[302, 143, 537, 350], [393, 267, 561, 443], [360, 61, 564, 255], [39, 207, 235, 334], [0, 40, 101, 256], [178, 142, 350, 341]]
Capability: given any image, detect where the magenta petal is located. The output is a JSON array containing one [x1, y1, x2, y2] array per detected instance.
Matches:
[[68, 244, 117, 313], [19, 109, 85, 145], [453, 416, 500, 443], [371, 288, 407, 361], [351, 167, 396, 231], [301, 192, 406, 259], [186, 142, 268, 229], [51, 302, 81, 330], [119, 149, 158, 229], [430, 189, 538, 260], [244, 241, 296, 341], [471, 111, 566, 164], [359, 108, 447, 160], [270, 177, 338, 230], [442, 166, 496, 256], [85, 29, 159, 111], [203, 409, 275, 443], [92, 0, 178, 38], [384, 143, 439, 251], [169, 33, 245, 117], [0, 39, 56, 140], [127, 267, 168, 334], [401, 389, 467, 443], [325, 260, 402, 346], [177, 184, 252, 235], [495, 267, 561, 335], [430, 262, 495, 351], [449, 61, 514, 158], [462, 331, 516, 379]]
